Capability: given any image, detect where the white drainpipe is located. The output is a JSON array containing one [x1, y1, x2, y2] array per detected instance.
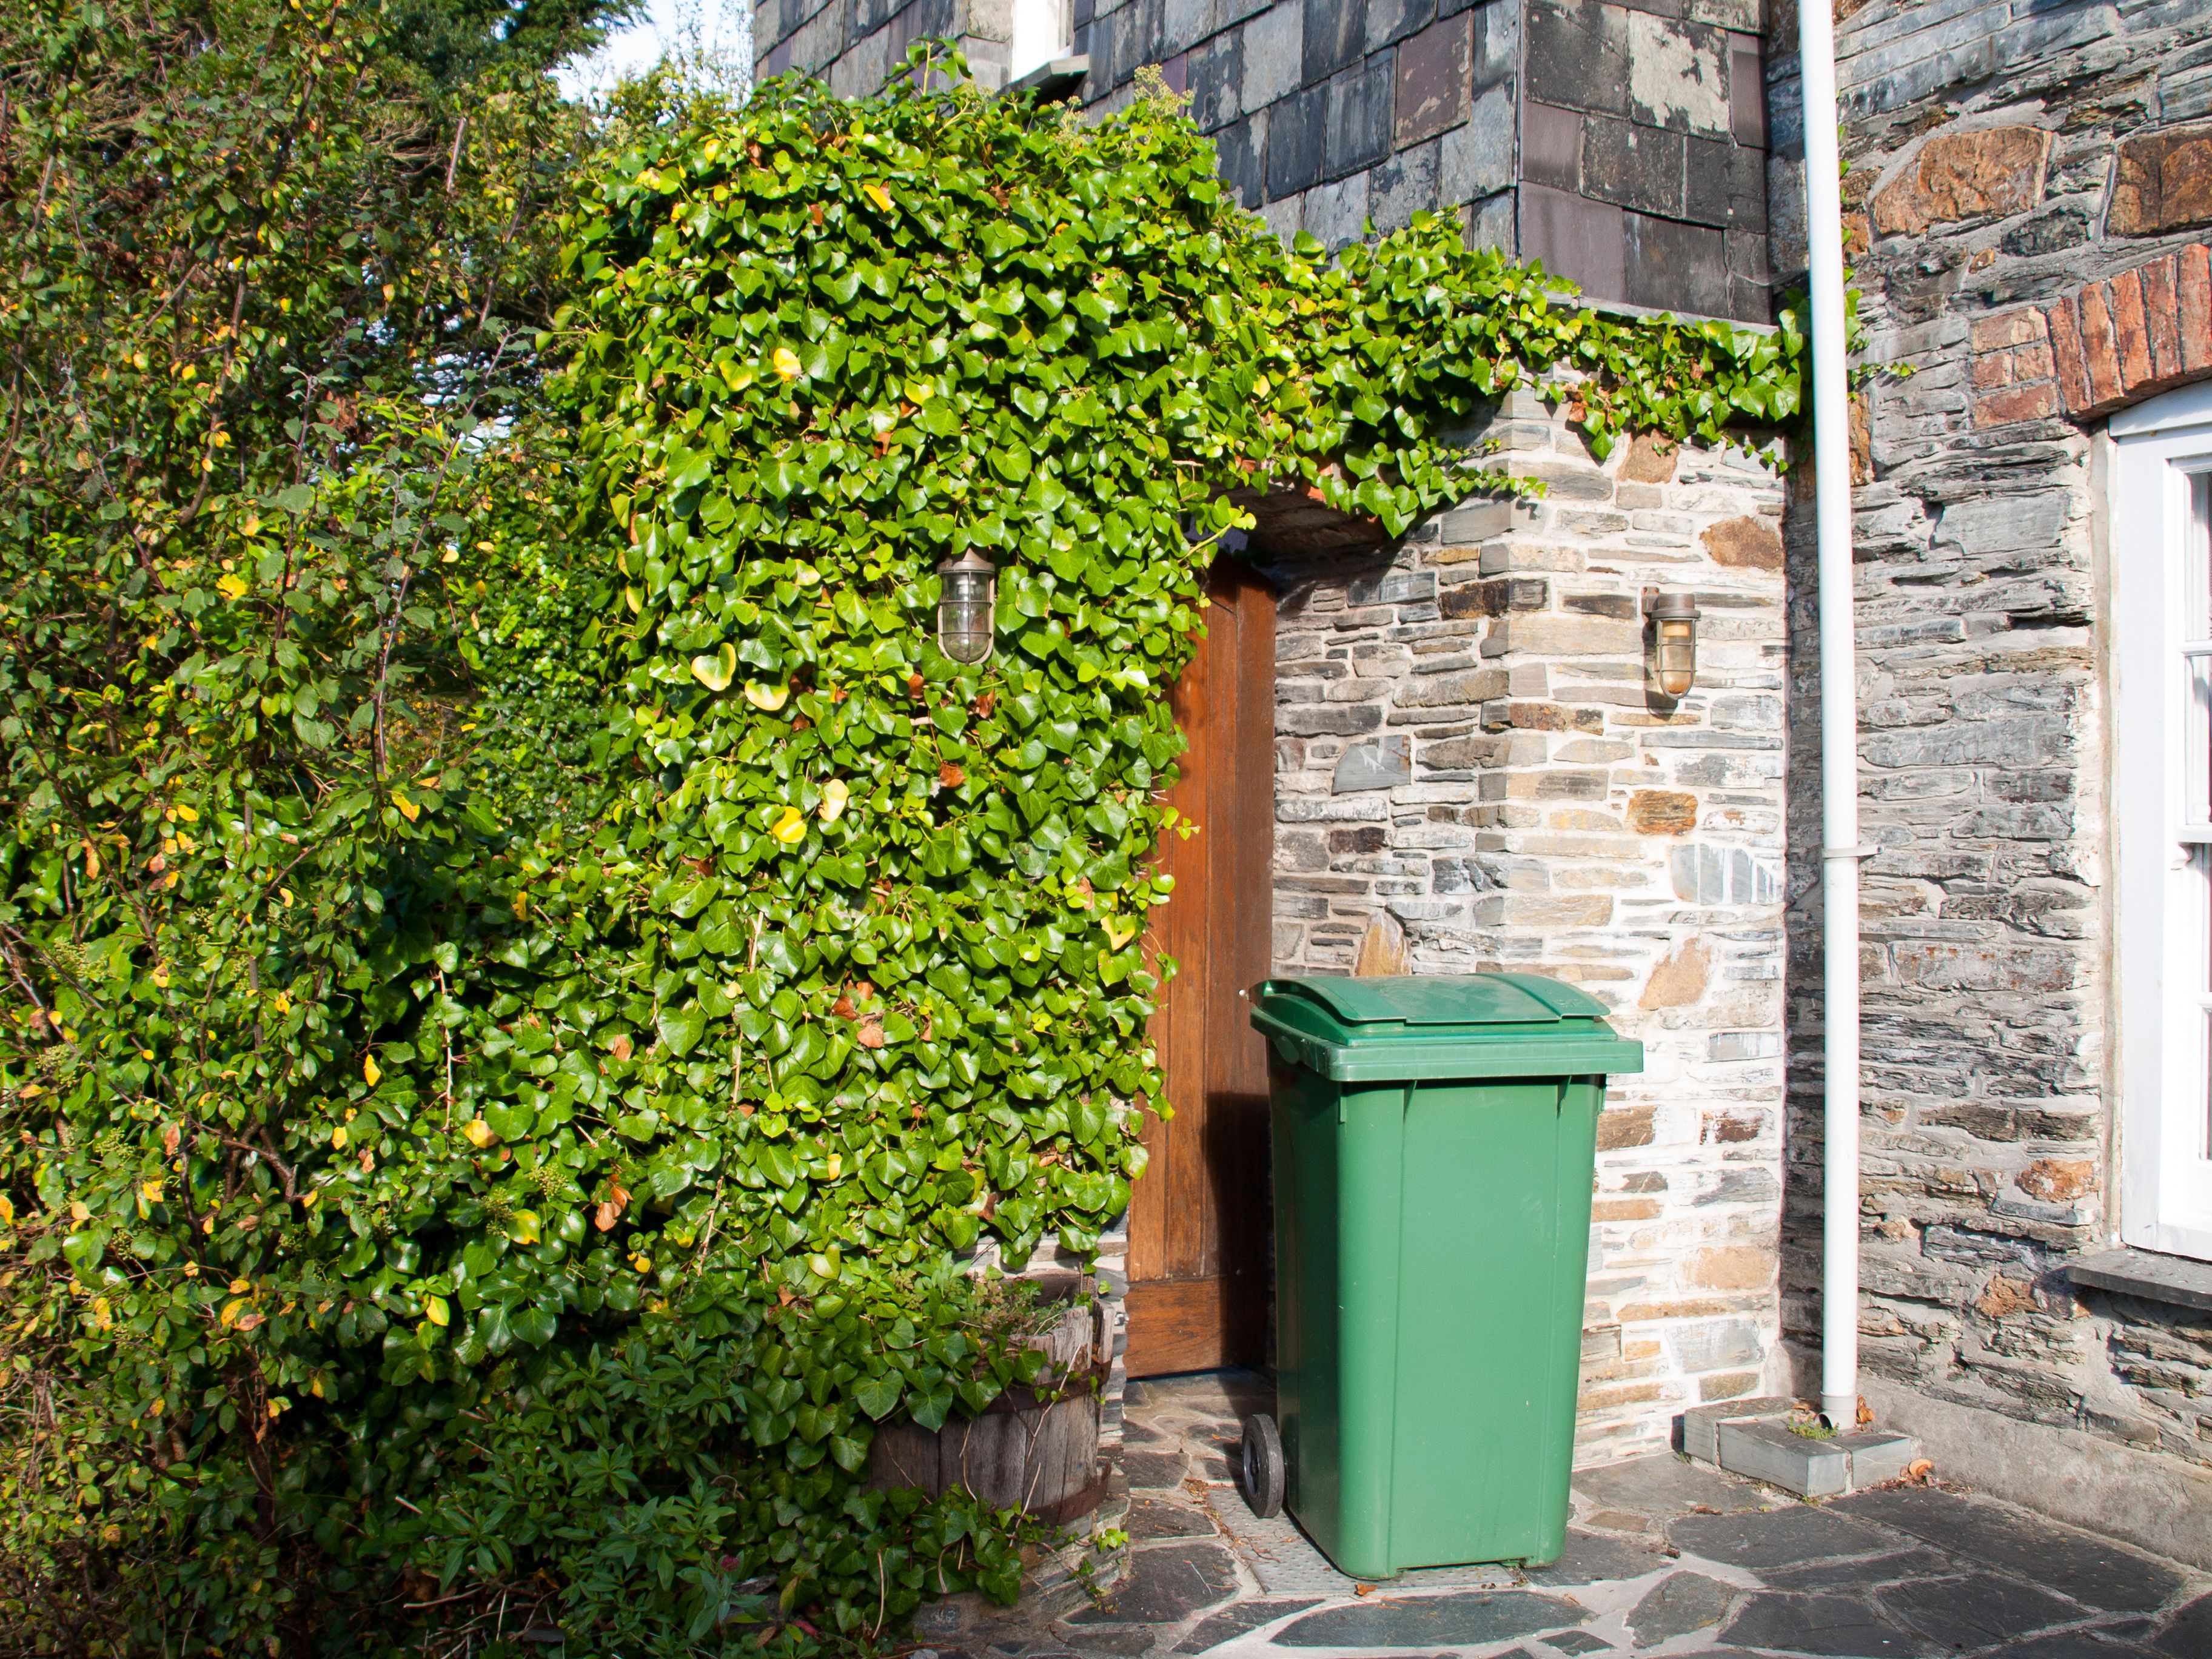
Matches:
[[1797, 0, 1865, 1430]]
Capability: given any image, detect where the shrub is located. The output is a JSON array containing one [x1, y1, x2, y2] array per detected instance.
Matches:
[[0, 10, 1808, 1651]]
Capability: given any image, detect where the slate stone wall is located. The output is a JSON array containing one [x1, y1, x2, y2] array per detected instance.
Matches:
[[755, 0, 1774, 320], [1517, 0, 1772, 320], [1761, 0, 2212, 1489], [1258, 388, 1792, 1463]]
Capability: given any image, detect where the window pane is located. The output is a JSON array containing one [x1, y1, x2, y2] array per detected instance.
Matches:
[[2191, 473, 2212, 823], [2198, 472, 2212, 634]]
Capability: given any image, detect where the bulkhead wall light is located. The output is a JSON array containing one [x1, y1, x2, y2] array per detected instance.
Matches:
[[936, 550, 996, 664], [1643, 588, 1700, 699]]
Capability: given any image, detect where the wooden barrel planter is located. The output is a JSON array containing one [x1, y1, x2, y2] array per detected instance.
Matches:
[[864, 1274, 1111, 1526]]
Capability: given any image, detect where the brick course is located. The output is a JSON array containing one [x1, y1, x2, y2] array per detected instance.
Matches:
[[1962, 243, 2212, 427]]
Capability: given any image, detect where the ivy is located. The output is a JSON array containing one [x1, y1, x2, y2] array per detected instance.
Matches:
[[0, 17, 1815, 1656]]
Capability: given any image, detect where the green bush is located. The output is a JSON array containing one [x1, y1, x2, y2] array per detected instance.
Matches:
[[0, 7, 1809, 1650]]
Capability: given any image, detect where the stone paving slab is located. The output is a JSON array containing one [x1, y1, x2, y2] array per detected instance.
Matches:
[[1269, 1590, 1593, 1647], [928, 1370, 2212, 1659], [1831, 1486, 2193, 1615], [1198, 1484, 1525, 1597]]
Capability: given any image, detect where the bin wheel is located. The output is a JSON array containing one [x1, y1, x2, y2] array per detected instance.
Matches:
[[1239, 1413, 1285, 1519]]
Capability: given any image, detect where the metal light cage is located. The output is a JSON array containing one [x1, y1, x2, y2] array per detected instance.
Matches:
[[936, 550, 996, 665], [1644, 588, 1701, 699]]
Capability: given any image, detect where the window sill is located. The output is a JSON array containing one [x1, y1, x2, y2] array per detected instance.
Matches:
[[1004, 55, 1088, 98], [2066, 1247, 2212, 1313]]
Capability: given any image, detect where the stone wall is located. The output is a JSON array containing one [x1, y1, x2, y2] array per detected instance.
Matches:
[[755, 0, 1772, 320], [1760, 0, 2212, 1513], [1517, 0, 1772, 320], [1256, 387, 1791, 1463]]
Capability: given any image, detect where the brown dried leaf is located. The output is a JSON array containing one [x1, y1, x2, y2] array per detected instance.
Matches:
[[856, 1018, 886, 1050], [939, 762, 965, 788], [609, 1033, 634, 1063], [831, 995, 857, 1020]]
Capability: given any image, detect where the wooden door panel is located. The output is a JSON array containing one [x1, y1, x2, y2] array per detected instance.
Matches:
[[1126, 559, 1275, 1376]]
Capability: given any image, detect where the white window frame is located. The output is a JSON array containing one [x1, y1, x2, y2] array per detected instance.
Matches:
[[2113, 378, 2212, 1262], [1007, 0, 1071, 84]]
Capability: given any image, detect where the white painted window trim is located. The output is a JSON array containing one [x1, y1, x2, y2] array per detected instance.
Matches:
[[1007, 0, 1071, 83], [2114, 379, 2212, 1262]]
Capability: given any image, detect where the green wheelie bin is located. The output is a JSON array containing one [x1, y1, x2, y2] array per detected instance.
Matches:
[[1241, 974, 1644, 1580]]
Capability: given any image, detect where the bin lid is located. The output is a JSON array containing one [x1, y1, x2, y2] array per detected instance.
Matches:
[[1268, 973, 1612, 1027], [1248, 973, 1645, 1082]]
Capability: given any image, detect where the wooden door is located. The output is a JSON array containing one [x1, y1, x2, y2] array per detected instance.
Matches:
[[1125, 558, 1276, 1376]]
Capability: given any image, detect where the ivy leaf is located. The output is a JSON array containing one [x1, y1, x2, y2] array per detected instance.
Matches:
[[509, 1305, 558, 1346], [657, 1007, 705, 1057], [853, 1373, 902, 1419], [690, 643, 736, 692]]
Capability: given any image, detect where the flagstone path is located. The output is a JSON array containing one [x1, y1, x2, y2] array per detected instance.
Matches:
[[911, 1370, 2212, 1659]]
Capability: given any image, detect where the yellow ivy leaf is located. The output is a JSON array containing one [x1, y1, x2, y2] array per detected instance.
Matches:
[[772, 806, 807, 846], [215, 573, 249, 600], [691, 642, 737, 692], [863, 182, 892, 213], [173, 803, 199, 823], [630, 1253, 652, 1273], [1104, 916, 1139, 949], [772, 346, 802, 381], [743, 680, 789, 711], [425, 1295, 450, 1327], [69, 1201, 90, 1224], [509, 1210, 541, 1245], [392, 791, 420, 822], [363, 1054, 381, 1087], [464, 1119, 494, 1148], [331, 1125, 347, 1150], [141, 1179, 163, 1203], [819, 779, 850, 823]]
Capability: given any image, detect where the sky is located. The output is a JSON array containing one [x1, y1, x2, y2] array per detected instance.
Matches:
[[555, 0, 755, 102]]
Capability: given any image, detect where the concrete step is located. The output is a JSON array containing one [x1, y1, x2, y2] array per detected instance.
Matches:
[[1684, 1398, 1922, 1498]]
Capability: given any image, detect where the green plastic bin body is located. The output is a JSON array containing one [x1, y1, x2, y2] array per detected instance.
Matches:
[[1250, 974, 1644, 1580]]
